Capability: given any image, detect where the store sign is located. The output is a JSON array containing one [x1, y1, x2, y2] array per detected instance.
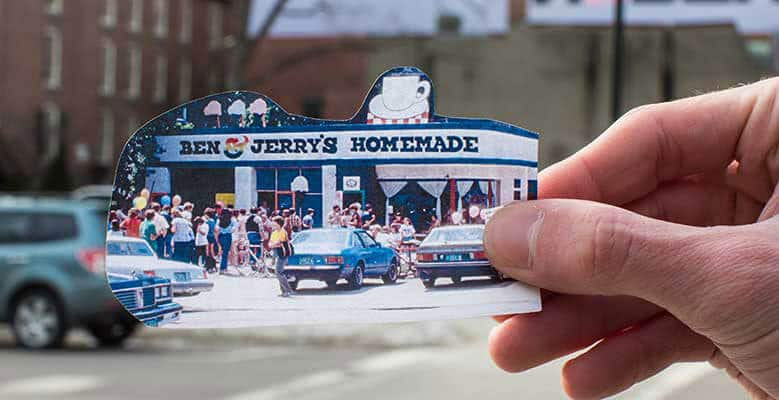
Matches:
[[343, 176, 361, 191], [526, 0, 779, 35], [157, 128, 536, 165]]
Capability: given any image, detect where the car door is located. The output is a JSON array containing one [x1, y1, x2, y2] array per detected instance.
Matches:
[[0, 212, 37, 290], [355, 231, 383, 273]]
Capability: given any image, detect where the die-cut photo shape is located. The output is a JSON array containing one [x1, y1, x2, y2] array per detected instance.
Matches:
[[107, 67, 541, 329]]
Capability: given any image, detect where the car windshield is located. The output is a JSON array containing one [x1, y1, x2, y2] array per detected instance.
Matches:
[[292, 230, 350, 247], [424, 226, 484, 244], [107, 241, 156, 256]]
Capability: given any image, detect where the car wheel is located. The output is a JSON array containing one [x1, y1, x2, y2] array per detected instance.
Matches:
[[11, 289, 66, 349], [382, 259, 399, 284], [492, 273, 506, 283], [422, 278, 435, 288], [451, 276, 462, 285], [325, 280, 339, 289], [88, 318, 138, 348], [349, 264, 364, 290]]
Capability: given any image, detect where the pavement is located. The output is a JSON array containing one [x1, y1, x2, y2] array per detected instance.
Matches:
[[170, 271, 540, 328], [0, 322, 746, 400]]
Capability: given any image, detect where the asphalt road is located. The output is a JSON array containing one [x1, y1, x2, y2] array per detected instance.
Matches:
[[172, 272, 540, 328], [0, 327, 746, 400]]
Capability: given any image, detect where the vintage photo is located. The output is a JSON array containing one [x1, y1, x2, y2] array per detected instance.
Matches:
[[106, 67, 541, 328]]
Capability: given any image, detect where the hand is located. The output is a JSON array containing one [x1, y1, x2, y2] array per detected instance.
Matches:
[[485, 78, 779, 399]]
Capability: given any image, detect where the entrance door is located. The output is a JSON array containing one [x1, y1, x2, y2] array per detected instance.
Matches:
[[342, 190, 365, 208]]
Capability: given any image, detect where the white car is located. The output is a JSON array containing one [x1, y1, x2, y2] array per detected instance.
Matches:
[[106, 236, 214, 296]]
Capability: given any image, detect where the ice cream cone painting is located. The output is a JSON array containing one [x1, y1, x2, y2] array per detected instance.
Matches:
[[203, 100, 222, 128]]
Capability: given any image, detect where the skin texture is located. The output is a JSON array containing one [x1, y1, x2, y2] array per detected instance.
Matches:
[[484, 77, 779, 399]]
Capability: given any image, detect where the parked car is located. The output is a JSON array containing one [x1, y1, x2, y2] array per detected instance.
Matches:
[[106, 236, 213, 296], [108, 273, 182, 327], [285, 228, 399, 290], [0, 197, 138, 349], [416, 225, 506, 288]]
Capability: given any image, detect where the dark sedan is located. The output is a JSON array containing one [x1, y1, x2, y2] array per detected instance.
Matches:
[[416, 225, 506, 288]]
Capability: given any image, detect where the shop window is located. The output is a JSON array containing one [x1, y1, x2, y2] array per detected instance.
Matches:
[[128, 0, 143, 33], [528, 180, 538, 200], [513, 179, 522, 201], [43, 26, 62, 90], [256, 168, 276, 191], [302, 168, 322, 193], [99, 108, 115, 166]]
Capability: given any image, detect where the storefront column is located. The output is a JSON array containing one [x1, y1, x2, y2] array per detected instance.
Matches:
[[234, 167, 257, 210], [321, 164, 337, 226]]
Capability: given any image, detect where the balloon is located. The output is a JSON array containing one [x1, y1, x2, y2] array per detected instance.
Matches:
[[172, 195, 182, 207], [133, 196, 148, 209], [160, 195, 171, 206], [140, 188, 150, 199], [469, 205, 480, 219]]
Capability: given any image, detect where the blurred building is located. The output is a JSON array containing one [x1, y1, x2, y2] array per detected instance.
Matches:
[[0, 0, 243, 189]]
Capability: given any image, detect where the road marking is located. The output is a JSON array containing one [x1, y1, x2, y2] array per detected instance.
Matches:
[[625, 363, 717, 400], [0, 374, 103, 396], [223, 349, 437, 400]]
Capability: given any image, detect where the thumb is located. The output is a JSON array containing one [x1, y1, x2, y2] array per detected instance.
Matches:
[[484, 199, 722, 316]]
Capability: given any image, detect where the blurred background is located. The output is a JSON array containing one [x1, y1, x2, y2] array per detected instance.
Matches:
[[0, 0, 775, 399]]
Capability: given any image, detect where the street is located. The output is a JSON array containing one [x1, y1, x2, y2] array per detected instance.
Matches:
[[171, 273, 540, 328], [0, 323, 745, 400]]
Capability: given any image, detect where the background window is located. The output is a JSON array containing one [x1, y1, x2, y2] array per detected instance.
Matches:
[[128, 0, 143, 33], [99, 38, 117, 96], [41, 102, 62, 162], [179, 0, 193, 44], [126, 44, 142, 100], [178, 59, 192, 102], [44, 0, 64, 15], [153, 0, 169, 38], [99, 108, 115, 166], [100, 0, 118, 29], [208, 2, 223, 50], [153, 55, 168, 103], [43, 26, 62, 90]]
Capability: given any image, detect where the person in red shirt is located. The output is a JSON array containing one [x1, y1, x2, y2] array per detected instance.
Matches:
[[120, 208, 142, 238]]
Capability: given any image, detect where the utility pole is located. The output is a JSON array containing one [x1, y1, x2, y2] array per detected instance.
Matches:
[[611, 0, 624, 122]]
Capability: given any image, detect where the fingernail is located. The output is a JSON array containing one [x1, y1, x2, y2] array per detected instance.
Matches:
[[484, 202, 544, 271]]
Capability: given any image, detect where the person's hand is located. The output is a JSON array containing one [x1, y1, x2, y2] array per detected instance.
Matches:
[[485, 78, 779, 399]]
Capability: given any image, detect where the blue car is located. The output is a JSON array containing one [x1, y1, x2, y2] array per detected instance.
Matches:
[[108, 273, 183, 327], [285, 228, 399, 290]]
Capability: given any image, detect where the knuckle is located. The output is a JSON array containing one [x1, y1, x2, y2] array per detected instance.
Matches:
[[579, 210, 637, 291]]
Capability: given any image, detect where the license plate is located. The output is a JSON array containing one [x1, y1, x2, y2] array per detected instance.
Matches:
[[299, 256, 314, 265], [444, 254, 464, 262], [174, 272, 191, 282]]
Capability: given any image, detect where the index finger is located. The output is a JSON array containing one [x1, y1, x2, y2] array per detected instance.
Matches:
[[540, 80, 767, 205]]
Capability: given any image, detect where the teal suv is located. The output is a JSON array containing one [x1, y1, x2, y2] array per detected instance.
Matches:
[[0, 197, 138, 349]]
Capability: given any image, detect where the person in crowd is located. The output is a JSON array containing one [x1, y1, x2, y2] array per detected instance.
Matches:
[[108, 219, 123, 237], [428, 215, 441, 232], [348, 203, 362, 227], [139, 210, 158, 253], [160, 204, 174, 259], [399, 217, 416, 242], [193, 216, 209, 268], [302, 208, 315, 230], [150, 203, 170, 258], [281, 209, 293, 237], [361, 204, 376, 229], [245, 208, 262, 261], [269, 216, 294, 297], [258, 201, 269, 218], [260, 211, 273, 253], [289, 209, 302, 233], [170, 209, 194, 263], [327, 205, 341, 227], [204, 208, 218, 261], [182, 202, 194, 221], [120, 208, 141, 238], [215, 209, 234, 274], [388, 223, 402, 248]]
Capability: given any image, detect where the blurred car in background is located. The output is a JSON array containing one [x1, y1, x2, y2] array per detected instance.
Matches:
[[416, 225, 506, 288], [106, 236, 213, 296], [71, 185, 114, 210], [108, 273, 182, 328], [286, 228, 399, 290], [0, 197, 139, 349]]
